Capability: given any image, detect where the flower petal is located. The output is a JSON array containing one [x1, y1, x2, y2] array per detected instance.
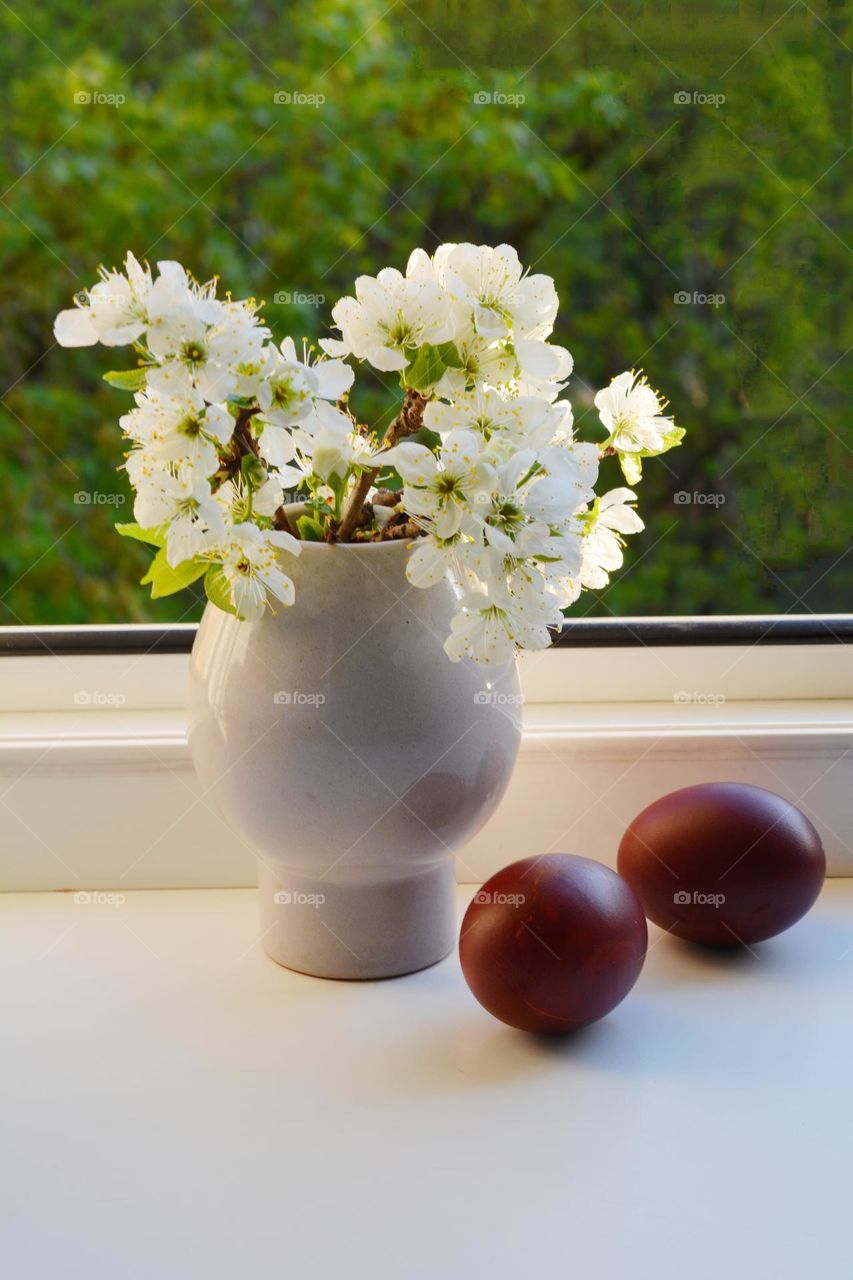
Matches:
[[54, 308, 99, 347]]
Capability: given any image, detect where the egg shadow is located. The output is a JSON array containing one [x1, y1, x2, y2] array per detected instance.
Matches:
[[370, 990, 738, 1096], [653, 914, 853, 988], [666, 934, 763, 971]]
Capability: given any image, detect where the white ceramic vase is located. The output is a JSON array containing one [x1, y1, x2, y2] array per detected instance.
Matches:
[[187, 539, 522, 979]]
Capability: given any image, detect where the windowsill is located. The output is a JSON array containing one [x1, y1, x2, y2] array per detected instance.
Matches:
[[1, 625, 852, 888], [2, 880, 852, 1277], [3, 695, 852, 751], [1, 693, 851, 889]]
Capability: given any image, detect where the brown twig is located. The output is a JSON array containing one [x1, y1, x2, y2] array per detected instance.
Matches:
[[272, 503, 299, 539], [332, 389, 427, 543], [217, 406, 298, 539], [372, 488, 401, 508], [378, 517, 422, 541], [212, 406, 259, 485]]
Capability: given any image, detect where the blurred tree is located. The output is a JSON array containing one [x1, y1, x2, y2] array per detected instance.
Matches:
[[0, 0, 849, 623]]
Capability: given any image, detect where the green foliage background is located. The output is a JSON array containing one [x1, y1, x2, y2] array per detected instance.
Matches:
[[1, 0, 850, 624]]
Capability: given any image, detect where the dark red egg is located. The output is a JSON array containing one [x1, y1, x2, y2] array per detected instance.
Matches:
[[459, 854, 647, 1034], [617, 782, 826, 947]]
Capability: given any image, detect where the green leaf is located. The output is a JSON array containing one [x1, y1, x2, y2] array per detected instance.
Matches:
[[103, 368, 148, 391], [615, 424, 685, 486], [402, 344, 451, 393], [327, 469, 349, 512], [619, 452, 643, 485], [435, 341, 462, 368], [373, 467, 404, 492], [659, 424, 686, 451], [296, 514, 324, 541], [203, 564, 242, 618], [241, 454, 268, 488], [114, 521, 165, 548], [140, 549, 207, 599]]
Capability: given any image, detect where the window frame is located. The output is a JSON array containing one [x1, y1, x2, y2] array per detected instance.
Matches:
[[2, 614, 851, 656]]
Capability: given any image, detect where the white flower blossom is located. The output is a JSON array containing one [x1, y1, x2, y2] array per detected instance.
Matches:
[[432, 331, 517, 399], [306, 418, 372, 486], [275, 404, 374, 488], [134, 467, 225, 566], [256, 400, 370, 496], [214, 473, 284, 524], [528, 443, 599, 520], [514, 336, 573, 387], [382, 429, 497, 538], [212, 524, 300, 620], [54, 252, 153, 347], [321, 252, 455, 372], [443, 584, 553, 666], [122, 389, 233, 480], [405, 534, 463, 589], [146, 300, 268, 402], [433, 242, 558, 342], [424, 388, 552, 447], [595, 370, 683, 482], [254, 413, 301, 479], [460, 443, 596, 561], [578, 487, 645, 589], [257, 337, 353, 428], [443, 590, 517, 666]]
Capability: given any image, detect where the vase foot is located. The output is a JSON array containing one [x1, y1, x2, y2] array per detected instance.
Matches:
[[256, 860, 457, 980]]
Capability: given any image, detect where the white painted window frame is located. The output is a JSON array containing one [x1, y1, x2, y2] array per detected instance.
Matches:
[[1, 619, 851, 891]]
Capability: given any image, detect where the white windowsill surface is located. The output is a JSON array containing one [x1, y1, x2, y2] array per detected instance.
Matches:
[[2, 882, 852, 1279]]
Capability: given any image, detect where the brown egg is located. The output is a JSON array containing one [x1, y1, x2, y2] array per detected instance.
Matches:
[[617, 782, 826, 947], [459, 854, 647, 1034]]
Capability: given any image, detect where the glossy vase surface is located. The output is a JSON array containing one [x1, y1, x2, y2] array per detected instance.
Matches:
[[188, 539, 522, 979]]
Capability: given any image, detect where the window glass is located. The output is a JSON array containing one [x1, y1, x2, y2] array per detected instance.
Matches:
[[1, 1, 849, 624]]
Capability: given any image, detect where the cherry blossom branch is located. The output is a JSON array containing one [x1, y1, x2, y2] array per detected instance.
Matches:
[[332, 388, 427, 542], [216, 406, 298, 539], [52, 245, 684, 647]]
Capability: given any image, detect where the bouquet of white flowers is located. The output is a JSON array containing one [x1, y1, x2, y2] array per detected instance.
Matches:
[[54, 243, 684, 665]]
